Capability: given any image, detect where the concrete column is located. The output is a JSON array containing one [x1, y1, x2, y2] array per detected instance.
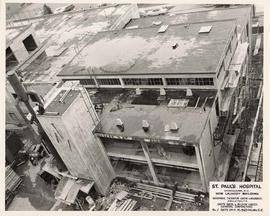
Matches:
[[195, 145, 208, 192], [140, 141, 159, 184]]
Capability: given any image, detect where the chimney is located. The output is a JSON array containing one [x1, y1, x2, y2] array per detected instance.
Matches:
[[116, 118, 124, 132], [142, 120, 150, 132]]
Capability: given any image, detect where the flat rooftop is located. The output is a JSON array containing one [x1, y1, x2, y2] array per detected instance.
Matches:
[[93, 89, 217, 144], [58, 19, 235, 77], [127, 6, 251, 33], [15, 5, 135, 82], [44, 90, 80, 115]]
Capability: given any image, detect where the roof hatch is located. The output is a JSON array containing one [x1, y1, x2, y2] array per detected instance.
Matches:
[[199, 25, 212, 33]]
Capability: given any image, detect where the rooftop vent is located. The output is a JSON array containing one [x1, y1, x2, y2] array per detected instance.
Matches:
[[199, 25, 212, 33], [142, 120, 150, 132], [116, 118, 124, 132], [158, 25, 168, 33], [186, 88, 193, 97], [172, 42, 178, 49], [136, 88, 141, 95], [164, 124, 170, 132], [170, 122, 179, 132], [160, 88, 166, 96], [152, 21, 162, 26]]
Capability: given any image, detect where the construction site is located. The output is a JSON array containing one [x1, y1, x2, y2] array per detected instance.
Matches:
[[5, 3, 263, 211]]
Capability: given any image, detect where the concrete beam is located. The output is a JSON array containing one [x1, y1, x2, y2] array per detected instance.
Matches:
[[140, 141, 159, 184]]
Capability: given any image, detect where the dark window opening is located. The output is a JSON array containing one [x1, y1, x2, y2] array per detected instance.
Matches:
[[79, 79, 96, 85], [96, 78, 121, 85], [6, 47, 19, 70], [123, 78, 163, 86], [23, 34, 37, 53], [166, 78, 214, 86], [215, 99, 220, 117]]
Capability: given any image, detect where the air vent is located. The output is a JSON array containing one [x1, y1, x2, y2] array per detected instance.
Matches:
[[158, 25, 168, 33], [152, 21, 162, 26], [186, 88, 193, 97], [116, 118, 124, 132], [170, 122, 179, 132], [199, 26, 212, 33], [136, 88, 141, 95], [160, 88, 166, 96], [142, 120, 150, 132]]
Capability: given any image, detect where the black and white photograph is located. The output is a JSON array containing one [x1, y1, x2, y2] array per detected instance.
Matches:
[[4, 1, 265, 212]]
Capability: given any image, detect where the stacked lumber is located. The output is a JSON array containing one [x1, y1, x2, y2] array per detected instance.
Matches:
[[134, 183, 197, 203], [174, 191, 196, 203], [108, 198, 137, 211], [5, 166, 22, 193]]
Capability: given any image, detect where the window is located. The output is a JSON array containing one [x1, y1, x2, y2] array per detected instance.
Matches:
[[246, 24, 249, 38], [22, 34, 37, 53], [6, 47, 19, 69], [96, 79, 121, 85], [166, 78, 214, 86], [79, 79, 95, 85], [123, 78, 163, 86]]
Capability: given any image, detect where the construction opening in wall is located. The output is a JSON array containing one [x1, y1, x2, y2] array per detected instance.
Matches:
[[22, 34, 37, 53], [6, 47, 19, 70]]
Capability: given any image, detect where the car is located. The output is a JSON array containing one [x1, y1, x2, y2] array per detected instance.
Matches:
[[54, 4, 75, 14]]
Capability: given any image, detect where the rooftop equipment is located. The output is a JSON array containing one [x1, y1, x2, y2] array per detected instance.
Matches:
[[186, 88, 193, 97], [158, 25, 168, 33], [199, 25, 212, 33], [136, 88, 141, 95], [116, 118, 124, 132], [142, 120, 150, 132], [170, 122, 179, 132]]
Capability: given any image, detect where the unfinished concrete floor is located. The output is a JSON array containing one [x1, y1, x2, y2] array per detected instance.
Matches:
[[7, 160, 56, 210]]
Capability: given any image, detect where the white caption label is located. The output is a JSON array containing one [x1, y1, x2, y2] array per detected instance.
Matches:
[[210, 182, 263, 212]]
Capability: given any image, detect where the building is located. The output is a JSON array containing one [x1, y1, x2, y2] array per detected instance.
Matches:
[[37, 88, 115, 195], [5, 4, 255, 197], [6, 24, 41, 72], [53, 5, 252, 192]]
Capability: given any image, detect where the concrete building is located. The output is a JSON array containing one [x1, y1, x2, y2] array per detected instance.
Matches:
[[6, 24, 41, 72], [52, 5, 252, 192], [37, 88, 115, 196], [5, 4, 256, 202]]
